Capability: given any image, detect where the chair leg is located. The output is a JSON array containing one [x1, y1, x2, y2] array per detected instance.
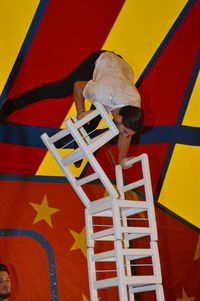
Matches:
[[87, 247, 99, 301], [114, 240, 129, 301]]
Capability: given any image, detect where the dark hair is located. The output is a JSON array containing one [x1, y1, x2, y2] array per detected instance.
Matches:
[[119, 105, 144, 132], [0, 264, 9, 274]]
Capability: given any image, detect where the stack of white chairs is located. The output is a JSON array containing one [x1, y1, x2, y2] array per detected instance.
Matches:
[[86, 155, 165, 300], [41, 101, 165, 300]]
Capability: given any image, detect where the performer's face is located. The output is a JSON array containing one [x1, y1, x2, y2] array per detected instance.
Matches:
[[0, 271, 11, 300], [117, 123, 135, 138]]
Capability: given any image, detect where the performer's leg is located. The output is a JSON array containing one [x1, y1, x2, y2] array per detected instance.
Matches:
[[0, 50, 105, 122]]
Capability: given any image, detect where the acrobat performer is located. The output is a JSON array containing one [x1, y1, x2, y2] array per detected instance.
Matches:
[[0, 50, 144, 168]]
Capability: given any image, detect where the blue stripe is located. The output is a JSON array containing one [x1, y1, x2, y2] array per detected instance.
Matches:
[[0, 173, 67, 182], [0, 122, 57, 147], [0, 122, 199, 147], [0, 228, 58, 301], [140, 125, 200, 146]]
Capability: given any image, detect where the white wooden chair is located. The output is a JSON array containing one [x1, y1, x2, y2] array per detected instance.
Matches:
[[41, 101, 119, 207]]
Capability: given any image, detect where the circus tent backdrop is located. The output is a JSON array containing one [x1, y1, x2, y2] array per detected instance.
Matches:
[[0, 0, 199, 300]]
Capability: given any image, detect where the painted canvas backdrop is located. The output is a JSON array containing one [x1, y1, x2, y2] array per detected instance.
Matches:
[[0, 0, 199, 300]]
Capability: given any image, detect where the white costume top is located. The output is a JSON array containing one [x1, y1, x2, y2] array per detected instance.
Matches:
[[83, 51, 141, 112]]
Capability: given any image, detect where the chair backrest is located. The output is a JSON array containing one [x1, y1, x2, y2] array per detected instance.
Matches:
[[115, 154, 158, 240]]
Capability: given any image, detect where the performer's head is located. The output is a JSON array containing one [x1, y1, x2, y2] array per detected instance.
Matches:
[[0, 264, 11, 300], [116, 106, 144, 138]]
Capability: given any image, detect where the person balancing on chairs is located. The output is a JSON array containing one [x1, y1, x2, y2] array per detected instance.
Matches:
[[0, 50, 144, 168]]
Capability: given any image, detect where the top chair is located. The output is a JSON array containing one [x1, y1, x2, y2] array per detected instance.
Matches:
[[41, 101, 119, 207]]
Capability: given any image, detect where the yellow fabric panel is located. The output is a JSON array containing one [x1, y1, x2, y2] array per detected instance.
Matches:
[[103, 0, 188, 80], [158, 144, 200, 228], [37, 150, 88, 178], [182, 71, 200, 127], [0, 0, 40, 94]]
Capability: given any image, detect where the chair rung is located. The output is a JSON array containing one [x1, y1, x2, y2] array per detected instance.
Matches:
[[94, 275, 158, 290], [118, 200, 149, 209], [92, 250, 115, 261], [90, 227, 151, 241], [121, 226, 151, 234], [92, 248, 154, 262], [122, 207, 148, 217], [62, 148, 83, 165], [94, 210, 113, 217], [76, 173, 98, 186], [122, 179, 145, 192], [91, 228, 114, 240], [124, 233, 150, 240], [94, 277, 118, 289], [47, 128, 70, 144], [94, 235, 115, 241], [129, 284, 157, 293], [125, 275, 159, 286]]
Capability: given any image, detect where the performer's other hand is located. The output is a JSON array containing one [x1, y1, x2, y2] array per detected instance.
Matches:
[[77, 110, 94, 120], [120, 157, 135, 169]]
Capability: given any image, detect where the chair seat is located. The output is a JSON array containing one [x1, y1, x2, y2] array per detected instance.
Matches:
[[94, 275, 159, 290]]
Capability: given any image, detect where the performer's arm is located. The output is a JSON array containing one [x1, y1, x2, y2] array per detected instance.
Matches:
[[118, 134, 138, 169], [118, 134, 132, 166]]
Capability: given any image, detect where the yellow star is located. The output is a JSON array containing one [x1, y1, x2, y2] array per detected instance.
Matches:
[[69, 227, 87, 257], [82, 294, 89, 301], [176, 288, 195, 301], [30, 195, 60, 227], [193, 234, 200, 261]]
